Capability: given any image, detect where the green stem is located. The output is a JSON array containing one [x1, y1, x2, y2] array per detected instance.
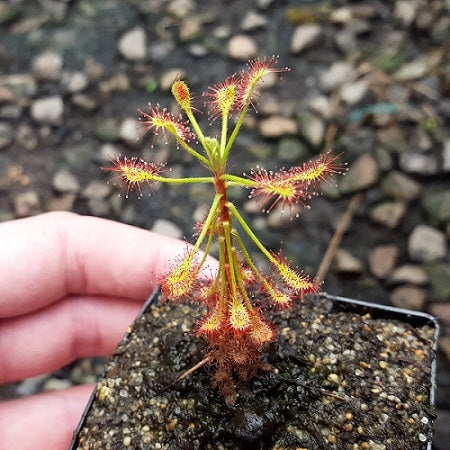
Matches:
[[219, 113, 228, 161], [221, 174, 257, 187], [175, 135, 211, 167], [231, 245, 254, 312], [223, 103, 250, 160], [192, 194, 222, 253], [233, 230, 266, 286], [184, 110, 207, 150], [223, 220, 238, 297], [153, 175, 214, 185], [234, 230, 280, 299], [217, 235, 228, 306], [226, 201, 276, 265], [197, 207, 218, 270]]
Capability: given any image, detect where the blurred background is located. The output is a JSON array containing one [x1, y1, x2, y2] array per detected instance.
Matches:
[[0, 0, 449, 447]]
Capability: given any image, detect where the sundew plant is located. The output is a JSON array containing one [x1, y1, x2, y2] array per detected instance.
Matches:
[[104, 56, 342, 402]]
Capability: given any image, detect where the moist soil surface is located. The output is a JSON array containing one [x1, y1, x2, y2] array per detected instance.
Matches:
[[73, 291, 436, 450]]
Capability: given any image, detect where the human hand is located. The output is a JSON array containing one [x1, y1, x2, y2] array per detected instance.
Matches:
[[0, 211, 212, 449]]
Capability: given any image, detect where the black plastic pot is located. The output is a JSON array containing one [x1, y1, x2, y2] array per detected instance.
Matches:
[[69, 288, 439, 449]]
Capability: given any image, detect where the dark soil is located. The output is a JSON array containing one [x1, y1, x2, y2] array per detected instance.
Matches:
[[72, 291, 436, 450]]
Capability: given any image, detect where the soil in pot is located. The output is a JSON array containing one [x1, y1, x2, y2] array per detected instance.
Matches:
[[72, 290, 437, 450]]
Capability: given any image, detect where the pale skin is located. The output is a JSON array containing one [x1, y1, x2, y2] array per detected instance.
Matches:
[[0, 211, 214, 449]]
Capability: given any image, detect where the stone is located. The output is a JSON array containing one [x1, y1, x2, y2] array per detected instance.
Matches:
[[377, 126, 408, 153], [333, 249, 364, 274], [179, 17, 202, 42], [85, 57, 105, 82], [99, 73, 130, 94], [296, 110, 325, 147], [422, 190, 450, 224], [390, 286, 426, 311], [408, 224, 447, 262], [247, 142, 272, 160], [227, 34, 258, 61], [266, 203, 302, 230], [240, 10, 267, 31], [259, 94, 282, 115], [88, 198, 110, 217], [411, 127, 432, 152], [256, 0, 273, 8], [151, 219, 182, 239], [387, 265, 428, 286], [43, 377, 73, 391], [290, 24, 322, 53], [0, 104, 22, 120], [167, 0, 195, 18], [13, 190, 41, 217], [31, 51, 63, 81], [424, 263, 450, 300], [0, 121, 13, 149], [374, 147, 394, 172], [52, 170, 80, 193], [319, 62, 353, 93], [335, 30, 358, 53], [213, 25, 231, 39], [71, 94, 98, 112], [16, 374, 48, 396], [443, 139, 450, 172], [345, 18, 371, 36], [393, 56, 431, 81], [118, 27, 146, 61], [188, 43, 207, 58], [0, 85, 13, 103], [47, 193, 76, 212], [330, 7, 352, 24], [438, 337, 450, 365], [82, 181, 111, 200], [15, 124, 37, 151], [149, 41, 176, 62], [368, 245, 399, 279], [62, 71, 89, 93], [350, 4, 378, 20], [429, 303, 450, 327], [160, 69, 185, 91], [381, 170, 421, 201], [259, 116, 297, 138], [369, 201, 406, 229], [120, 117, 140, 146], [277, 137, 308, 162], [339, 154, 378, 194], [307, 95, 331, 119], [394, 0, 419, 27], [399, 151, 439, 175], [30, 96, 64, 124], [243, 198, 263, 215], [0, 74, 37, 99], [95, 119, 121, 142], [340, 81, 368, 105]]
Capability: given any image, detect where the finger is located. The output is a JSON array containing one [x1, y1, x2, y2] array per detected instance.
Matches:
[[0, 211, 216, 318], [0, 384, 94, 450], [0, 295, 143, 383]]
